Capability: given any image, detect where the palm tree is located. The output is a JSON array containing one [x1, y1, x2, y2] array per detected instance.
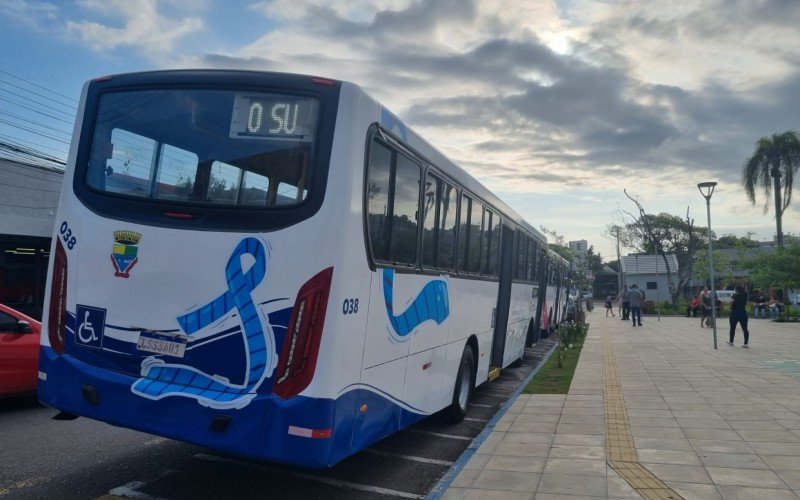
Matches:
[[741, 130, 800, 248]]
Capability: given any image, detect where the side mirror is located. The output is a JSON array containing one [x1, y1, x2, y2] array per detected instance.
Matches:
[[17, 320, 33, 334]]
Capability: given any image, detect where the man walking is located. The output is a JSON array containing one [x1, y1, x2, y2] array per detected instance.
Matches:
[[617, 287, 630, 321], [629, 284, 644, 327]]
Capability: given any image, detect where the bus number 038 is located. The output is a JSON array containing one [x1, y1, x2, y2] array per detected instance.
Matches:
[[59, 221, 77, 250], [342, 298, 359, 315]]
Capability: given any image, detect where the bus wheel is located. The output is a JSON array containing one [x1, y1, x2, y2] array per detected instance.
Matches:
[[446, 345, 475, 423]]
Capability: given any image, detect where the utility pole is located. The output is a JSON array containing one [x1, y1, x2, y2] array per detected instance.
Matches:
[[615, 228, 622, 290], [654, 242, 661, 321]]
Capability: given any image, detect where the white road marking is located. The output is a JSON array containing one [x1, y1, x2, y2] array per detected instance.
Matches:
[[469, 403, 493, 408], [363, 448, 453, 466], [193, 453, 424, 499], [107, 481, 166, 500], [463, 417, 488, 422], [406, 429, 472, 441], [105, 469, 176, 500]]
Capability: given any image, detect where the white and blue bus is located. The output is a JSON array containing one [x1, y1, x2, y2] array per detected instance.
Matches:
[[39, 70, 562, 467]]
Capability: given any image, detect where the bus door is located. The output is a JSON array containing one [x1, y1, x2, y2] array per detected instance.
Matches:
[[531, 254, 546, 345], [526, 284, 540, 347], [490, 225, 515, 368]]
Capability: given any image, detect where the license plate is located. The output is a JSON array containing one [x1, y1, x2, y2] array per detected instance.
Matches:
[[136, 332, 187, 358]]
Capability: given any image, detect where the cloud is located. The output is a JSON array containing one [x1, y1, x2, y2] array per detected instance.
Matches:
[[0, 0, 58, 29], [65, 0, 204, 60], [189, 0, 797, 190], [93, 0, 800, 254]]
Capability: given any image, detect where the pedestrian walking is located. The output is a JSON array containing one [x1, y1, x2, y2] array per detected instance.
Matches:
[[605, 295, 615, 317], [727, 285, 750, 348], [628, 284, 643, 327], [700, 288, 711, 328], [617, 287, 630, 320]]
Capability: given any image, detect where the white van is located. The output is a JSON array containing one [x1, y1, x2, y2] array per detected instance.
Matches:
[[715, 290, 735, 304]]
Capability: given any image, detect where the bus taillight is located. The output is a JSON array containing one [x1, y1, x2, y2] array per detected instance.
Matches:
[[47, 240, 68, 355], [273, 267, 333, 399]]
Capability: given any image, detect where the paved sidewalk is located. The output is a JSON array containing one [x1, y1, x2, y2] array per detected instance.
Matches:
[[442, 313, 800, 499]]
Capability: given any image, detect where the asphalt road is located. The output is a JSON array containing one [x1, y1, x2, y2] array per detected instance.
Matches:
[[0, 338, 555, 500]]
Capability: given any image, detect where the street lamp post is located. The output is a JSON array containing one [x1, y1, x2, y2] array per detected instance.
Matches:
[[698, 182, 718, 349]]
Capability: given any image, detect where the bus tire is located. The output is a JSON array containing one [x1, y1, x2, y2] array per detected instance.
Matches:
[[446, 345, 475, 423], [511, 351, 524, 368], [524, 319, 535, 348]]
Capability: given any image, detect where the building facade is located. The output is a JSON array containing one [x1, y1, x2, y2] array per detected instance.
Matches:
[[620, 254, 679, 304], [0, 158, 63, 318]]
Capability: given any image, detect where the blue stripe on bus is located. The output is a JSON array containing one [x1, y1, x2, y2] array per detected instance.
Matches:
[[381, 268, 450, 339]]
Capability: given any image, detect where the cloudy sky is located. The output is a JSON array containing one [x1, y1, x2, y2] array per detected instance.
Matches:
[[2, 0, 799, 259]]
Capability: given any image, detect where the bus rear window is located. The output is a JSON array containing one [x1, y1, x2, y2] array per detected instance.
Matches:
[[86, 89, 319, 207]]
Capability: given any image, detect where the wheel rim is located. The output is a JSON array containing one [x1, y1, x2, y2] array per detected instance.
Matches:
[[457, 360, 470, 409]]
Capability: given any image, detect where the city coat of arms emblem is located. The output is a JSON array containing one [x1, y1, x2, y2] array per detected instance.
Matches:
[[111, 230, 142, 278]]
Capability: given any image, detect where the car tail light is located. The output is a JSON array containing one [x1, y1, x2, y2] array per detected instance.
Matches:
[[47, 240, 68, 354], [272, 267, 333, 399]]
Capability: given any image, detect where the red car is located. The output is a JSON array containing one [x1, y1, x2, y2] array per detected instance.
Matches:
[[0, 304, 41, 396]]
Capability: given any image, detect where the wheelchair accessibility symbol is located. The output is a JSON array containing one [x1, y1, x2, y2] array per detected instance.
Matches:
[[75, 305, 106, 349]]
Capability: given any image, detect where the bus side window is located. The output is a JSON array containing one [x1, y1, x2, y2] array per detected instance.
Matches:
[[421, 172, 440, 268], [528, 241, 538, 282], [366, 141, 392, 261], [365, 141, 420, 266], [389, 153, 420, 265], [515, 230, 526, 281], [458, 194, 470, 272], [438, 181, 457, 270], [467, 199, 483, 273], [525, 236, 534, 281]]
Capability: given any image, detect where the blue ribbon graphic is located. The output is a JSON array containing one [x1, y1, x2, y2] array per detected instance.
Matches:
[[131, 238, 272, 410], [382, 268, 449, 339]]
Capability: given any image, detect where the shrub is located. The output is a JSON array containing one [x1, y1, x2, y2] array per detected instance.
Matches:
[[556, 321, 588, 367]]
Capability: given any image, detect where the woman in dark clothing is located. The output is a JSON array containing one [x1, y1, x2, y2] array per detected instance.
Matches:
[[728, 285, 750, 348]]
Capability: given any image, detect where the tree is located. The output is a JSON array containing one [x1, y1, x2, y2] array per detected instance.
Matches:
[[715, 233, 759, 249], [539, 226, 593, 292], [743, 244, 800, 318], [692, 250, 733, 288], [540, 226, 575, 261], [585, 245, 604, 276], [741, 130, 800, 248], [615, 200, 707, 305]]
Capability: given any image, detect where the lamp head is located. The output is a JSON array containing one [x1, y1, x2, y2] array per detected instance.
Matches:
[[697, 181, 717, 200]]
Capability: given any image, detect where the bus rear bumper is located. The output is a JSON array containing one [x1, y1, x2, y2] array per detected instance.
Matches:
[[37, 347, 353, 468]]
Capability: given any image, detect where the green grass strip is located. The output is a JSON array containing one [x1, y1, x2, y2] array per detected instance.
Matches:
[[523, 330, 587, 394]]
